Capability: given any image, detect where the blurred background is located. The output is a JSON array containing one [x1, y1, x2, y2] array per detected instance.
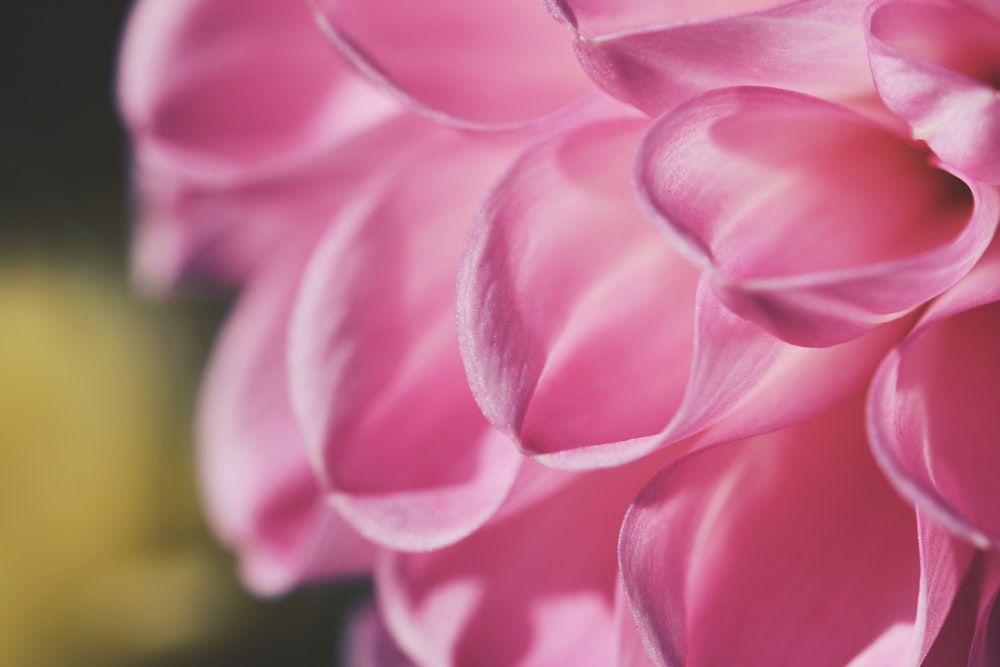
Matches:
[[2, 3, 368, 665]]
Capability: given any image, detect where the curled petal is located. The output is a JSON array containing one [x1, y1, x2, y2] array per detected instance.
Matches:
[[197, 241, 373, 596], [288, 133, 525, 551], [118, 0, 408, 291], [560, 0, 873, 116], [460, 118, 905, 469], [620, 394, 923, 667], [636, 86, 999, 346], [868, 242, 1000, 549], [377, 458, 666, 667], [311, 0, 595, 129], [343, 604, 417, 667], [866, 0, 1000, 183]]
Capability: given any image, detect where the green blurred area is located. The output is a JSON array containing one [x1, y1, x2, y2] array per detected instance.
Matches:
[[1, 3, 368, 665]]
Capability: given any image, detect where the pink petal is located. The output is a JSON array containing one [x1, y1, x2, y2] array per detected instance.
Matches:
[[561, 0, 874, 116], [867, 241, 1000, 549], [620, 394, 924, 667], [288, 133, 526, 552], [636, 86, 1000, 346], [343, 604, 417, 667], [460, 118, 906, 469], [118, 0, 409, 291], [866, 0, 1000, 184], [376, 457, 666, 667], [311, 0, 595, 129], [197, 240, 374, 596], [969, 555, 1000, 666]]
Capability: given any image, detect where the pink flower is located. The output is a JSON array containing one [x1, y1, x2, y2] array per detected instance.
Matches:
[[119, 0, 1000, 664]]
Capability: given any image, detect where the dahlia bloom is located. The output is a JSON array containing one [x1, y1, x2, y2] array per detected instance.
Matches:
[[119, 0, 1000, 664]]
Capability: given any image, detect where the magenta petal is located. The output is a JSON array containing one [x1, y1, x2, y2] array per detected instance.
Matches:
[[197, 242, 373, 596], [460, 118, 902, 469], [311, 0, 594, 129], [866, 0, 1000, 184], [868, 242, 1000, 548], [637, 86, 1000, 346], [620, 395, 923, 666], [376, 459, 663, 667], [566, 0, 874, 116], [288, 133, 525, 551], [118, 0, 410, 291]]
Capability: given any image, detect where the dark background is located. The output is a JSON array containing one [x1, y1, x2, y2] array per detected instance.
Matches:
[[2, 3, 369, 665]]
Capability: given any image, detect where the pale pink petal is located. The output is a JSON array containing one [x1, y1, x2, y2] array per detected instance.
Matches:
[[866, 0, 1000, 184], [343, 604, 417, 667], [288, 133, 526, 552], [637, 86, 999, 346], [197, 240, 374, 596], [310, 0, 595, 129], [376, 457, 667, 667], [559, 0, 874, 116], [620, 394, 923, 667], [867, 242, 1000, 549], [118, 0, 409, 291], [460, 118, 905, 469]]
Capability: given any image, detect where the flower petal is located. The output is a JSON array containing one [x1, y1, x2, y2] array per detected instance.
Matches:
[[636, 86, 999, 346], [343, 604, 417, 667], [376, 458, 665, 667], [562, 0, 874, 116], [868, 242, 1000, 549], [197, 240, 373, 596], [866, 0, 1000, 184], [311, 0, 595, 129], [460, 117, 905, 469], [118, 0, 409, 291], [620, 394, 923, 667], [288, 132, 525, 551]]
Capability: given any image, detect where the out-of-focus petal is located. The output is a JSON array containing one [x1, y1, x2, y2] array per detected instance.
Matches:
[[866, 0, 1000, 184], [460, 118, 906, 469], [118, 0, 409, 291], [969, 556, 1000, 667], [376, 457, 666, 667], [868, 242, 1000, 549], [197, 240, 374, 596], [620, 394, 924, 667], [288, 133, 526, 552], [554, 0, 873, 116], [636, 86, 999, 346], [343, 604, 416, 667], [311, 0, 595, 129]]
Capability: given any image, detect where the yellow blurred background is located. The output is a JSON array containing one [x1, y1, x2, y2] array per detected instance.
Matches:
[[2, 3, 367, 665]]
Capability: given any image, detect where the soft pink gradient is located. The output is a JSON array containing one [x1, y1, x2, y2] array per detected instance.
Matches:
[[120, 0, 1000, 664]]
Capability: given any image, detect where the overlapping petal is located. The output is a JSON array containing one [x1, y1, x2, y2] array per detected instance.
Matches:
[[460, 117, 907, 469], [550, 0, 874, 116], [620, 394, 930, 667], [310, 0, 595, 129], [344, 604, 417, 667], [197, 240, 374, 596], [288, 132, 528, 552], [376, 458, 665, 667], [118, 0, 408, 290], [868, 242, 1000, 549], [866, 0, 1000, 184], [637, 86, 999, 346]]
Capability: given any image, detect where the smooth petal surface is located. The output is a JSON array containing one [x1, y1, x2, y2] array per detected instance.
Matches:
[[866, 0, 1000, 184], [621, 394, 924, 667], [377, 457, 667, 667], [119, 0, 408, 291], [288, 133, 525, 552], [561, 0, 874, 116], [637, 86, 999, 346], [868, 242, 1000, 549], [311, 0, 595, 129], [460, 118, 907, 469], [197, 241, 373, 596]]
